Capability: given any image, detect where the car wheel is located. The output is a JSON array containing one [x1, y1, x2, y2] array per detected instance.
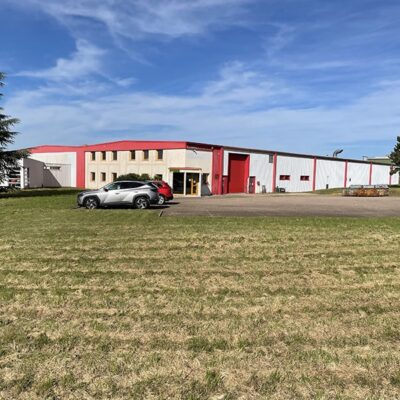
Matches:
[[84, 197, 99, 209], [134, 196, 150, 209], [158, 195, 166, 205]]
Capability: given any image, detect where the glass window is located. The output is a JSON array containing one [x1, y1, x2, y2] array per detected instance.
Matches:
[[300, 175, 310, 181], [154, 174, 163, 181], [173, 172, 184, 194], [143, 150, 149, 160], [104, 182, 121, 191], [156, 150, 163, 160], [112, 151, 118, 161], [91, 152, 96, 161], [112, 173, 117, 181], [101, 172, 106, 181], [101, 151, 106, 161], [279, 175, 290, 181], [130, 150, 136, 160], [120, 181, 144, 189], [268, 154, 274, 164], [90, 172, 96, 181]]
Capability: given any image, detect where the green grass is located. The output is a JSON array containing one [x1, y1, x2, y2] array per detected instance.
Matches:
[[0, 192, 400, 399]]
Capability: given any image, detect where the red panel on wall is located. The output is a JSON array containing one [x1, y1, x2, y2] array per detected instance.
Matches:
[[212, 147, 224, 195], [228, 153, 249, 193]]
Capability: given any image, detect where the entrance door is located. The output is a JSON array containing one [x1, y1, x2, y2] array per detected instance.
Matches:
[[173, 172, 184, 194], [185, 173, 199, 195], [248, 176, 255, 194]]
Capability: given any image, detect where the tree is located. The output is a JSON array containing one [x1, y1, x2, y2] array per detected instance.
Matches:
[[0, 72, 27, 183], [389, 136, 400, 175]]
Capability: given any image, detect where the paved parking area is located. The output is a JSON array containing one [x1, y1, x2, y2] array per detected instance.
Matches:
[[160, 194, 400, 217]]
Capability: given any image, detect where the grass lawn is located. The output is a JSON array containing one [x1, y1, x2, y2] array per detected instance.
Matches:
[[0, 192, 400, 399]]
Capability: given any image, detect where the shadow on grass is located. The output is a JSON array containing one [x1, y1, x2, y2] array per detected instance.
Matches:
[[75, 204, 172, 210]]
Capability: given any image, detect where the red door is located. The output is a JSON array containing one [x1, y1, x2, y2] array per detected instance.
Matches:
[[228, 154, 249, 193], [222, 176, 228, 194], [248, 176, 255, 194]]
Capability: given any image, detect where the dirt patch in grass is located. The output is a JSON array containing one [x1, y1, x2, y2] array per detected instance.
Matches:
[[0, 194, 400, 399]]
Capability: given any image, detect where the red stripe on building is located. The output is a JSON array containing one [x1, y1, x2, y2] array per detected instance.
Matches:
[[369, 163, 373, 185], [76, 149, 86, 188], [344, 161, 348, 188], [30, 145, 81, 153], [211, 147, 224, 195], [312, 157, 317, 191], [85, 140, 188, 151], [272, 153, 277, 192]]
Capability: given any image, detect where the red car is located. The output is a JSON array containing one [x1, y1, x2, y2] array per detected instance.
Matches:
[[151, 181, 174, 205]]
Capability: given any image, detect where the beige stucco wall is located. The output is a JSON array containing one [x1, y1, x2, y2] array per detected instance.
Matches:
[[85, 149, 187, 188], [85, 148, 213, 190]]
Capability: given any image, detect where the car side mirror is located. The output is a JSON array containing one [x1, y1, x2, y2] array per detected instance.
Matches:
[[104, 188, 108, 192]]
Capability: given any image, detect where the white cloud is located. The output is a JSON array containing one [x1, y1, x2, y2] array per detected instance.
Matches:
[[6, 63, 400, 157], [20, 0, 253, 41], [16, 40, 105, 82]]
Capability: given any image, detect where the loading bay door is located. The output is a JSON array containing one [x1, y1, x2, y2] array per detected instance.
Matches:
[[228, 153, 249, 193]]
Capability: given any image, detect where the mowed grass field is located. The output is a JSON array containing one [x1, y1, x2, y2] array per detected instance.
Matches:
[[0, 192, 400, 399]]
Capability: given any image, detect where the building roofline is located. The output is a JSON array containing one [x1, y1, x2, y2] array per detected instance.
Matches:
[[29, 139, 394, 166]]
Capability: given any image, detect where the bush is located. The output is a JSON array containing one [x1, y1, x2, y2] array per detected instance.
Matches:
[[114, 173, 151, 182]]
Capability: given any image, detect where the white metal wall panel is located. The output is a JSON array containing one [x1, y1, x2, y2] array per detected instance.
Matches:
[[391, 171, 399, 185], [347, 162, 370, 186], [371, 164, 390, 185], [43, 164, 71, 187], [22, 158, 45, 188], [29, 152, 76, 186], [315, 159, 345, 190], [249, 153, 274, 193], [276, 156, 313, 192]]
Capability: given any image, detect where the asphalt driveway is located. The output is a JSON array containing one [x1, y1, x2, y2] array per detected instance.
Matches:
[[160, 194, 400, 217]]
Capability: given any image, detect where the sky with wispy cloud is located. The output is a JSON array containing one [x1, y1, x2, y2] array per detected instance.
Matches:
[[1, 0, 399, 158]]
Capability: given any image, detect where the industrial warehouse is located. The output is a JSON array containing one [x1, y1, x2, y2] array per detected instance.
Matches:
[[12, 140, 399, 195]]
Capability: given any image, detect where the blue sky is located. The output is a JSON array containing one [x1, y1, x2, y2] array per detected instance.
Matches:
[[1, 0, 400, 158]]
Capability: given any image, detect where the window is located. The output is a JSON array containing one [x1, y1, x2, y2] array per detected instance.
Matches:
[[91, 152, 96, 161], [101, 151, 106, 161], [120, 182, 144, 189], [154, 174, 163, 181], [279, 175, 290, 181], [90, 172, 96, 181], [104, 182, 121, 191], [101, 172, 106, 182], [130, 150, 136, 160], [111, 172, 117, 181], [143, 150, 149, 160], [202, 173, 209, 185], [268, 154, 274, 164], [156, 149, 163, 160], [300, 175, 310, 181], [112, 151, 118, 161]]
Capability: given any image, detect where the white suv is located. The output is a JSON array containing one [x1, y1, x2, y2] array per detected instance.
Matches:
[[77, 181, 159, 209]]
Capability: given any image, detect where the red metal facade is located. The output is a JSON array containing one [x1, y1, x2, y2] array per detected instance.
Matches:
[[211, 147, 224, 195]]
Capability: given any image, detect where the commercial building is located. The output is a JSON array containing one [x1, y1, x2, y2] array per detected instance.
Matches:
[[11, 140, 399, 195]]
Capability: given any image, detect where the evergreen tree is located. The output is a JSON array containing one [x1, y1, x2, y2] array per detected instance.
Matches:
[[0, 72, 26, 183], [389, 136, 400, 175]]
